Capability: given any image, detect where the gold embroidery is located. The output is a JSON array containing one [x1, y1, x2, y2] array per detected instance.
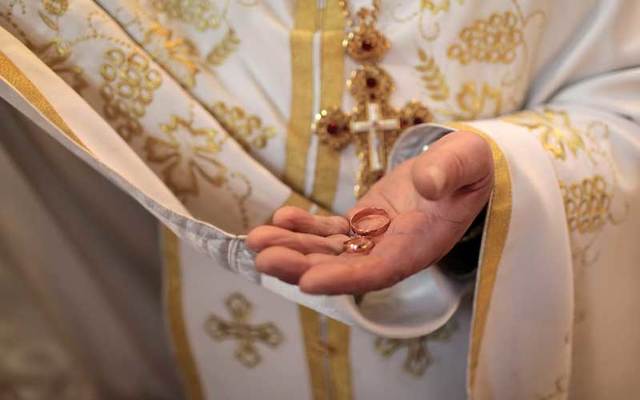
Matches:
[[448, 11, 523, 65], [209, 101, 275, 150], [151, 0, 225, 31], [419, 2, 546, 115], [150, 0, 254, 66], [99, 48, 162, 141], [144, 113, 225, 198], [206, 28, 240, 65], [421, 0, 463, 14], [204, 293, 283, 368], [503, 108, 585, 161], [374, 319, 457, 377], [415, 51, 503, 120], [453, 81, 502, 120], [143, 23, 200, 88], [415, 49, 449, 101], [392, 0, 464, 41], [42, 0, 67, 16], [560, 176, 613, 235]]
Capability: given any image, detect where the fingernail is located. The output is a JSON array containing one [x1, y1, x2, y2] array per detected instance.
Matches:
[[426, 166, 446, 195]]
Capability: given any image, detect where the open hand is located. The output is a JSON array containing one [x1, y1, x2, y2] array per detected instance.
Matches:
[[247, 131, 494, 295]]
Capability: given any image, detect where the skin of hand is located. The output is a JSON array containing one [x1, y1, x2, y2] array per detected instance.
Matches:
[[247, 131, 494, 295]]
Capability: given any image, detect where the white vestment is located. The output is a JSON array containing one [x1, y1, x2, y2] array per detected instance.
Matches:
[[0, 0, 639, 399]]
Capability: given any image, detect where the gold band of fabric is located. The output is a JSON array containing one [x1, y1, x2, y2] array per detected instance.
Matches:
[[162, 228, 204, 400], [290, 2, 352, 398], [0, 51, 89, 152], [326, 318, 352, 400], [449, 122, 512, 394], [284, 0, 316, 192], [310, 0, 345, 209], [299, 306, 353, 400]]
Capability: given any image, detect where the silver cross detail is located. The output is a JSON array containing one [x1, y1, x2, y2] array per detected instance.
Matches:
[[350, 102, 400, 173]]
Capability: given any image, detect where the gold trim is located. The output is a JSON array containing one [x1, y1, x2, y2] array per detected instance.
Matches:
[[283, 190, 315, 210], [449, 122, 512, 394], [0, 51, 89, 152], [327, 318, 352, 400], [311, 0, 345, 209], [284, 0, 316, 192], [298, 307, 353, 400], [299, 306, 328, 400], [162, 227, 205, 400]]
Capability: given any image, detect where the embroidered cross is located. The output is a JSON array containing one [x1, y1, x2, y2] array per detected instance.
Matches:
[[374, 319, 457, 377], [204, 292, 283, 368]]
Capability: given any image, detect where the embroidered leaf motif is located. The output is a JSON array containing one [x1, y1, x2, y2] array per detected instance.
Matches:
[[38, 10, 58, 31], [415, 49, 449, 101], [206, 28, 240, 66]]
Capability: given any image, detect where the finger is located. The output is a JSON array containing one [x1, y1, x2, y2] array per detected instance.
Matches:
[[272, 206, 349, 235], [246, 225, 349, 254], [411, 130, 493, 200], [255, 247, 337, 284]]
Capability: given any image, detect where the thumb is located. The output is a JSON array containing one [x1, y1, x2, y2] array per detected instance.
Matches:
[[411, 131, 494, 201]]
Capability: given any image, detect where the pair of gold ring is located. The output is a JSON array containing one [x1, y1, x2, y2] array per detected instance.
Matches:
[[343, 208, 391, 254]]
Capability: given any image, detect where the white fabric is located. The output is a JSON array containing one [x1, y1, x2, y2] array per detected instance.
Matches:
[[0, 0, 639, 399]]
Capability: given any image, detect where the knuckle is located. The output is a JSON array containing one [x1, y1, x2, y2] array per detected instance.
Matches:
[[273, 206, 306, 227], [246, 226, 269, 250]]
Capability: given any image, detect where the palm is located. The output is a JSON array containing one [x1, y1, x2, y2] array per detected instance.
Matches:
[[247, 131, 493, 294]]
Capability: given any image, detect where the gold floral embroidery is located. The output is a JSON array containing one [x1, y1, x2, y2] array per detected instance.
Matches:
[[374, 319, 457, 377], [42, 0, 67, 16], [208, 101, 275, 150], [150, 0, 255, 66], [415, 50, 503, 120], [143, 113, 226, 198], [99, 48, 162, 141], [151, 0, 225, 31], [560, 176, 613, 235], [415, 49, 449, 101], [503, 108, 585, 161], [143, 23, 200, 88], [204, 293, 283, 368], [448, 11, 524, 65], [421, 0, 462, 15], [206, 28, 240, 66], [393, 0, 464, 41], [453, 82, 502, 120]]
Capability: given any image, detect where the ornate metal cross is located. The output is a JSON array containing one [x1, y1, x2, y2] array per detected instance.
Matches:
[[314, 64, 433, 197], [310, 7, 434, 197], [204, 292, 283, 368], [350, 102, 400, 173]]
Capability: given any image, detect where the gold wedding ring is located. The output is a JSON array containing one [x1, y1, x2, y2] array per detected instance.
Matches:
[[349, 207, 391, 237], [343, 236, 375, 254]]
